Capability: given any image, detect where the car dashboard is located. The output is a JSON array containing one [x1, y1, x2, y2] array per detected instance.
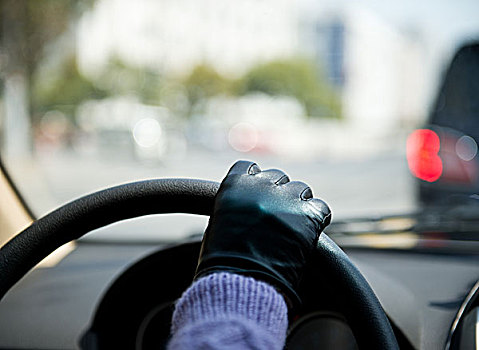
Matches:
[[0, 229, 478, 350]]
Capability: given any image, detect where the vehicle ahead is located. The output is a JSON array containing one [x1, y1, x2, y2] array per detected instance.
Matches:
[[1, 0, 479, 349], [408, 43, 479, 206]]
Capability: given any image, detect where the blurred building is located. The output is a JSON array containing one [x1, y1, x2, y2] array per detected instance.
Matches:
[[79, 0, 427, 128], [301, 6, 428, 132], [77, 0, 300, 77]]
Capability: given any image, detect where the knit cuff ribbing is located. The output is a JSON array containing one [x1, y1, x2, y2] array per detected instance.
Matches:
[[171, 272, 288, 342]]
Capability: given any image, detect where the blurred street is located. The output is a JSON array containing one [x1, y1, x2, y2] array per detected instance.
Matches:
[[9, 148, 416, 241]]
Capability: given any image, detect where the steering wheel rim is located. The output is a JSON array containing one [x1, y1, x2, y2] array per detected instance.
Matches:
[[0, 178, 398, 349]]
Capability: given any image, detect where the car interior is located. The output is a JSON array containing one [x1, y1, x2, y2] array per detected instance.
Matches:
[[0, 1, 479, 349]]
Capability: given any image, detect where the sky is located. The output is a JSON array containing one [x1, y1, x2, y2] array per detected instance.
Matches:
[[305, 0, 479, 50]]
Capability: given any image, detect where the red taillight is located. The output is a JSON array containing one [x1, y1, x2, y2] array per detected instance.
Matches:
[[407, 129, 443, 182]]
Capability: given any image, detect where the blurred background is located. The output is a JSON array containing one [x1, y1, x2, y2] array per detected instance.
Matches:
[[1, 0, 478, 240]]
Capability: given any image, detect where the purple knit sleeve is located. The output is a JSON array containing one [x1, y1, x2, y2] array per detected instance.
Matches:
[[167, 272, 288, 350]]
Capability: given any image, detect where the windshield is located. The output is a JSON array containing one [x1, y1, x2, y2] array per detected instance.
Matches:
[[1, 0, 479, 240]]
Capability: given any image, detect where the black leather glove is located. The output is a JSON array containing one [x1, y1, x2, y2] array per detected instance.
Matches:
[[195, 160, 331, 311]]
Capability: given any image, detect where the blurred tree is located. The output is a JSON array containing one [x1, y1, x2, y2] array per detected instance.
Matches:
[[182, 64, 234, 117], [96, 57, 163, 105], [1, 0, 96, 122], [1, 0, 96, 156], [33, 55, 107, 119], [2, 0, 78, 73], [238, 58, 342, 119], [24, 1, 93, 74]]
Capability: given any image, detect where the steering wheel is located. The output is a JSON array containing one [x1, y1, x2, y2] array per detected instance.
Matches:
[[0, 179, 399, 349]]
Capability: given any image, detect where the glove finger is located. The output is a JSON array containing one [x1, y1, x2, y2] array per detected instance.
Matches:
[[284, 181, 313, 199], [259, 169, 290, 185], [309, 198, 332, 227], [226, 160, 261, 176]]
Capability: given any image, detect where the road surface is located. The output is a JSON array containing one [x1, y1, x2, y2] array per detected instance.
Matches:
[[7, 149, 417, 241]]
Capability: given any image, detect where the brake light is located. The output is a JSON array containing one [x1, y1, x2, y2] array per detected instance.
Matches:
[[407, 129, 443, 182]]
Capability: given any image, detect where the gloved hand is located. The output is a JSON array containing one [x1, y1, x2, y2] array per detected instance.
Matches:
[[195, 160, 331, 311]]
